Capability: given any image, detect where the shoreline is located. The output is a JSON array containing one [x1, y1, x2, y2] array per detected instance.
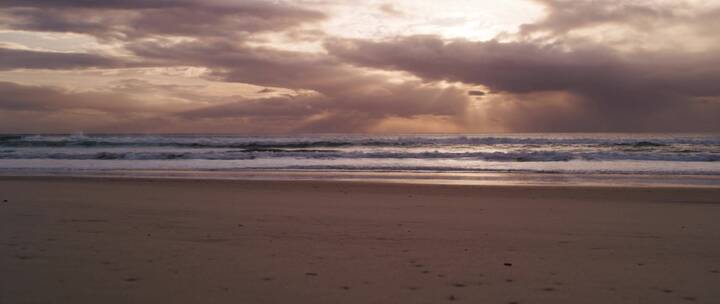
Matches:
[[2, 169, 720, 188]]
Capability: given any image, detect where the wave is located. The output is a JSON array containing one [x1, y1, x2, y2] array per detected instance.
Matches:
[[2, 134, 720, 149], [266, 165, 720, 175], [1, 149, 718, 162]]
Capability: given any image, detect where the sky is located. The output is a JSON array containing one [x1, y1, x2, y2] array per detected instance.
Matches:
[[0, 0, 719, 133]]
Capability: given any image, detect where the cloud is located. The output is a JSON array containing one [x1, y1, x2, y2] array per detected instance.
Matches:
[[518, 0, 720, 50], [126, 39, 472, 131], [0, 81, 179, 114], [179, 95, 330, 119], [2, 0, 719, 133], [0, 0, 326, 40], [521, 0, 677, 36], [0, 47, 129, 70], [327, 34, 720, 131], [256, 88, 276, 94], [379, 3, 404, 17]]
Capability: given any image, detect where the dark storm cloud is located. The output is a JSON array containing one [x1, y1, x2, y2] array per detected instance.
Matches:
[[317, 0, 720, 131], [0, 0, 184, 9], [0, 81, 163, 113], [126, 40, 341, 90], [0, 47, 127, 70], [326, 34, 720, 131], [127, 39, 470, 131], [179, 95, 331, 119], [0, 0, 326, 40], [328, 35, 720, 96]]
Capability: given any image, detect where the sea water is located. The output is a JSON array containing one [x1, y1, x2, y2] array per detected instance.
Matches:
[[1, 133, 719, 186]]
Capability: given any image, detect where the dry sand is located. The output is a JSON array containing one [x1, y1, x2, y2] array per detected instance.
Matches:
[[1, 177, 719, 303]]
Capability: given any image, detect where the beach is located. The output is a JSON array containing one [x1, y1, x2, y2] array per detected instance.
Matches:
[[1, 177, 719, 303]]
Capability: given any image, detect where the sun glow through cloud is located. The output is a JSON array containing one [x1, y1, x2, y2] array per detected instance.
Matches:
[[0, 0, 718, 133]]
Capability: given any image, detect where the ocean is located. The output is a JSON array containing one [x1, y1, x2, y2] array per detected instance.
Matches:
[[1, 133, 720, 186]]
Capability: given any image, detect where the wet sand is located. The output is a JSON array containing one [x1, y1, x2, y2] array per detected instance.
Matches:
[[1, 177, 719, 303]]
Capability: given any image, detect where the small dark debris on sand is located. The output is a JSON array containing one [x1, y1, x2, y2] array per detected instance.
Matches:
[[448, 295, 457, 301], [421, 270, 430, 274], [682, 296, 697, 301], [2, 199, 7, 203], [504, 263, 513, 267], [341, 286, 350, 290], [262, 277, 273, 281], [408, 286, 418, 291], [124, 277, 140, 282], [662, 289, 673, 293], [452, 283, 466, 288], [505, 279, 514, 283], [238, 224, 244, 227], [15, 255, 32, 260], [542, 287, 556, 292], [305, 272, 318, 276], [711, 270, 719, 274]]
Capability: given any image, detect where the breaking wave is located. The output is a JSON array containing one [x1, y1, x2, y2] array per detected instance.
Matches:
[[2, 134, 720, 149]]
